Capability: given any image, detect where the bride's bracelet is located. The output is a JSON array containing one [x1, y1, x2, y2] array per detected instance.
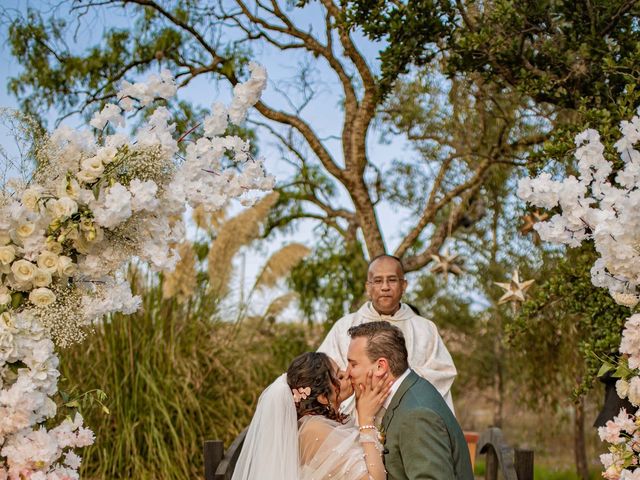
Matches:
[[358, 425, 378, 432]]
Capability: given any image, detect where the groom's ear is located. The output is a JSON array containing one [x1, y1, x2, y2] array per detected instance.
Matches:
[[373, 358, 390, 377]]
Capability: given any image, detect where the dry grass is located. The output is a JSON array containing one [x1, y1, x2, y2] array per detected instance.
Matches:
[[162, 241, 198, 302], [253, 243, 311, 290], [207, 192, 279, 296]]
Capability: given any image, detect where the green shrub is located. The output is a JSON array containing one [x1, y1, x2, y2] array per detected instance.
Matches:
[[59, 282, 312, 479]]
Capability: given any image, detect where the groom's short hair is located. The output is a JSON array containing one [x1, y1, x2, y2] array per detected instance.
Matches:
[[348, 321, 409, 376]]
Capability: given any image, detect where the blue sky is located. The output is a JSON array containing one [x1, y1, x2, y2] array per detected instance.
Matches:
[[0, 0, 424, 319]]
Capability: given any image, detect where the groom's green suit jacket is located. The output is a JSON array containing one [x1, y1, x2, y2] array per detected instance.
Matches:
[[381, 370, 474, 480]]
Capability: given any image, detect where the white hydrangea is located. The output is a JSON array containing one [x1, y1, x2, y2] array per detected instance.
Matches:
[[1, 63, 272, 477], [92, 183, 132, 229], [90, 103, 124, 130], [129, 179, 159, 212], [517, 109, 640, 477], [204, 103, 228, 137], [228, 62, 267, 124], [82, 281, 142, 322], [117, 68, 177, 109], [620, 315, 640, 369]]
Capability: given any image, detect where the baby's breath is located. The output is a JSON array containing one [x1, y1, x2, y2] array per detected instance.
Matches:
[[30, 284, 88, 348]]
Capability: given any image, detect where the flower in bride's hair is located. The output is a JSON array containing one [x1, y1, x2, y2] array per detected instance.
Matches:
[[292, 387, 311, 403]]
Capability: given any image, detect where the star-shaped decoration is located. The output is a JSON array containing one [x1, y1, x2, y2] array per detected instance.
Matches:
[[430, 250, 465, 281], [494, 270, 535, 312], [520, 211, 550, 242]]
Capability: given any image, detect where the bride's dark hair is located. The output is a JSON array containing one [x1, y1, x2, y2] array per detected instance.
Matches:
[[286, 352, 347, 423]]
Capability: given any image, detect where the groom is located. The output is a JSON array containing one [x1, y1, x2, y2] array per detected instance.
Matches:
[[347, 321, 473, 480]]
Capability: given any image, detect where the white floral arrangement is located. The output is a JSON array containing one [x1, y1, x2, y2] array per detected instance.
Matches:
[[517, 109, 640, 480], [0, 62, 272, 479]]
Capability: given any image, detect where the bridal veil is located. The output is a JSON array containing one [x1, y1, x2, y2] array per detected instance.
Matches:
[[231, 373, 300, 480]]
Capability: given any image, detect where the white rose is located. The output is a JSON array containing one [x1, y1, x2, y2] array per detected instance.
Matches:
[[613, 293, 640, 308], [56, 178, 81, 199], [72, 234, 91, 255], [0, 232, 10, 245], [16, 222, 36, 238], [21, 187, 43, 212], [45, 239, 63, 255], [29, 287, 56, 307], [628, 376, 640, 406], [11, 259, 36, 282], [8, 278, 32, 292], [0, 287, 11, 305], [0, 245, 15, 265], [32, 268, 52, 287], [96, 146, 118, 165], [37, 251, 59, 274], [80, 156, 105, 177], [76, 170, 100, 184], [64, 225, 80, 241], [617, 379, 630, 399], [57, 256, 77, 278], [49, 197, 78, 219]]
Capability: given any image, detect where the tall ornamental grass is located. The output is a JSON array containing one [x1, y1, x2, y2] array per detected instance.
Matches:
[[58, 276, 313, 479]]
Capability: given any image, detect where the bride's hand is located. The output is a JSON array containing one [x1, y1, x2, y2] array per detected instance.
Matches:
[[355, 370, 393, 425]]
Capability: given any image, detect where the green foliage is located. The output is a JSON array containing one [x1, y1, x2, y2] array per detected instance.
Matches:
[[346, 0, 640, 170], [508, 244, 629, 404], [447, 0, 640, 110], [345, 0, 640, 109], [59, 277, 311, 479], [410, 274, 476, 334], [342, 0, 450, 97], [288, 235, 368, 325]]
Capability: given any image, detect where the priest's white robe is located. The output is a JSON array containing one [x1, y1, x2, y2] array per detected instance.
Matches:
[[318, 302, 457, 414]]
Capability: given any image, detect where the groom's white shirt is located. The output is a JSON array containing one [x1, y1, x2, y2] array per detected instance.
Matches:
[[383, 368, 411, 409], [318, 301, 457, 414]]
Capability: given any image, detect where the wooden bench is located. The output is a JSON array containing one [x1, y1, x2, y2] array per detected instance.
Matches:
[[204, 426, 533, 480]]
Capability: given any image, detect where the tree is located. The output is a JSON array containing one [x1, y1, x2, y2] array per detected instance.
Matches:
[[4, 1, 547, 298], [345, 0, 640, 162], [508, 244, 630, 480]]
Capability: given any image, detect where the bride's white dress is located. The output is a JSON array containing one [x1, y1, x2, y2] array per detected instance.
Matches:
[[298, 415, 371, 480], [231, 374, 378, 480]]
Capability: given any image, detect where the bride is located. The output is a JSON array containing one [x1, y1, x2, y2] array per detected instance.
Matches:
[[232, 351, 392, 480]]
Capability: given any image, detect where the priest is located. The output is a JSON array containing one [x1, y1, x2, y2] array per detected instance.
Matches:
[[318, 254, 457, 414]]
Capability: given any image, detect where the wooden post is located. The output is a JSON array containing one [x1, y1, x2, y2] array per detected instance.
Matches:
[[485, 445, 499, 480], [514, 449, 534, 480], [204, 440, 224, 480]]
